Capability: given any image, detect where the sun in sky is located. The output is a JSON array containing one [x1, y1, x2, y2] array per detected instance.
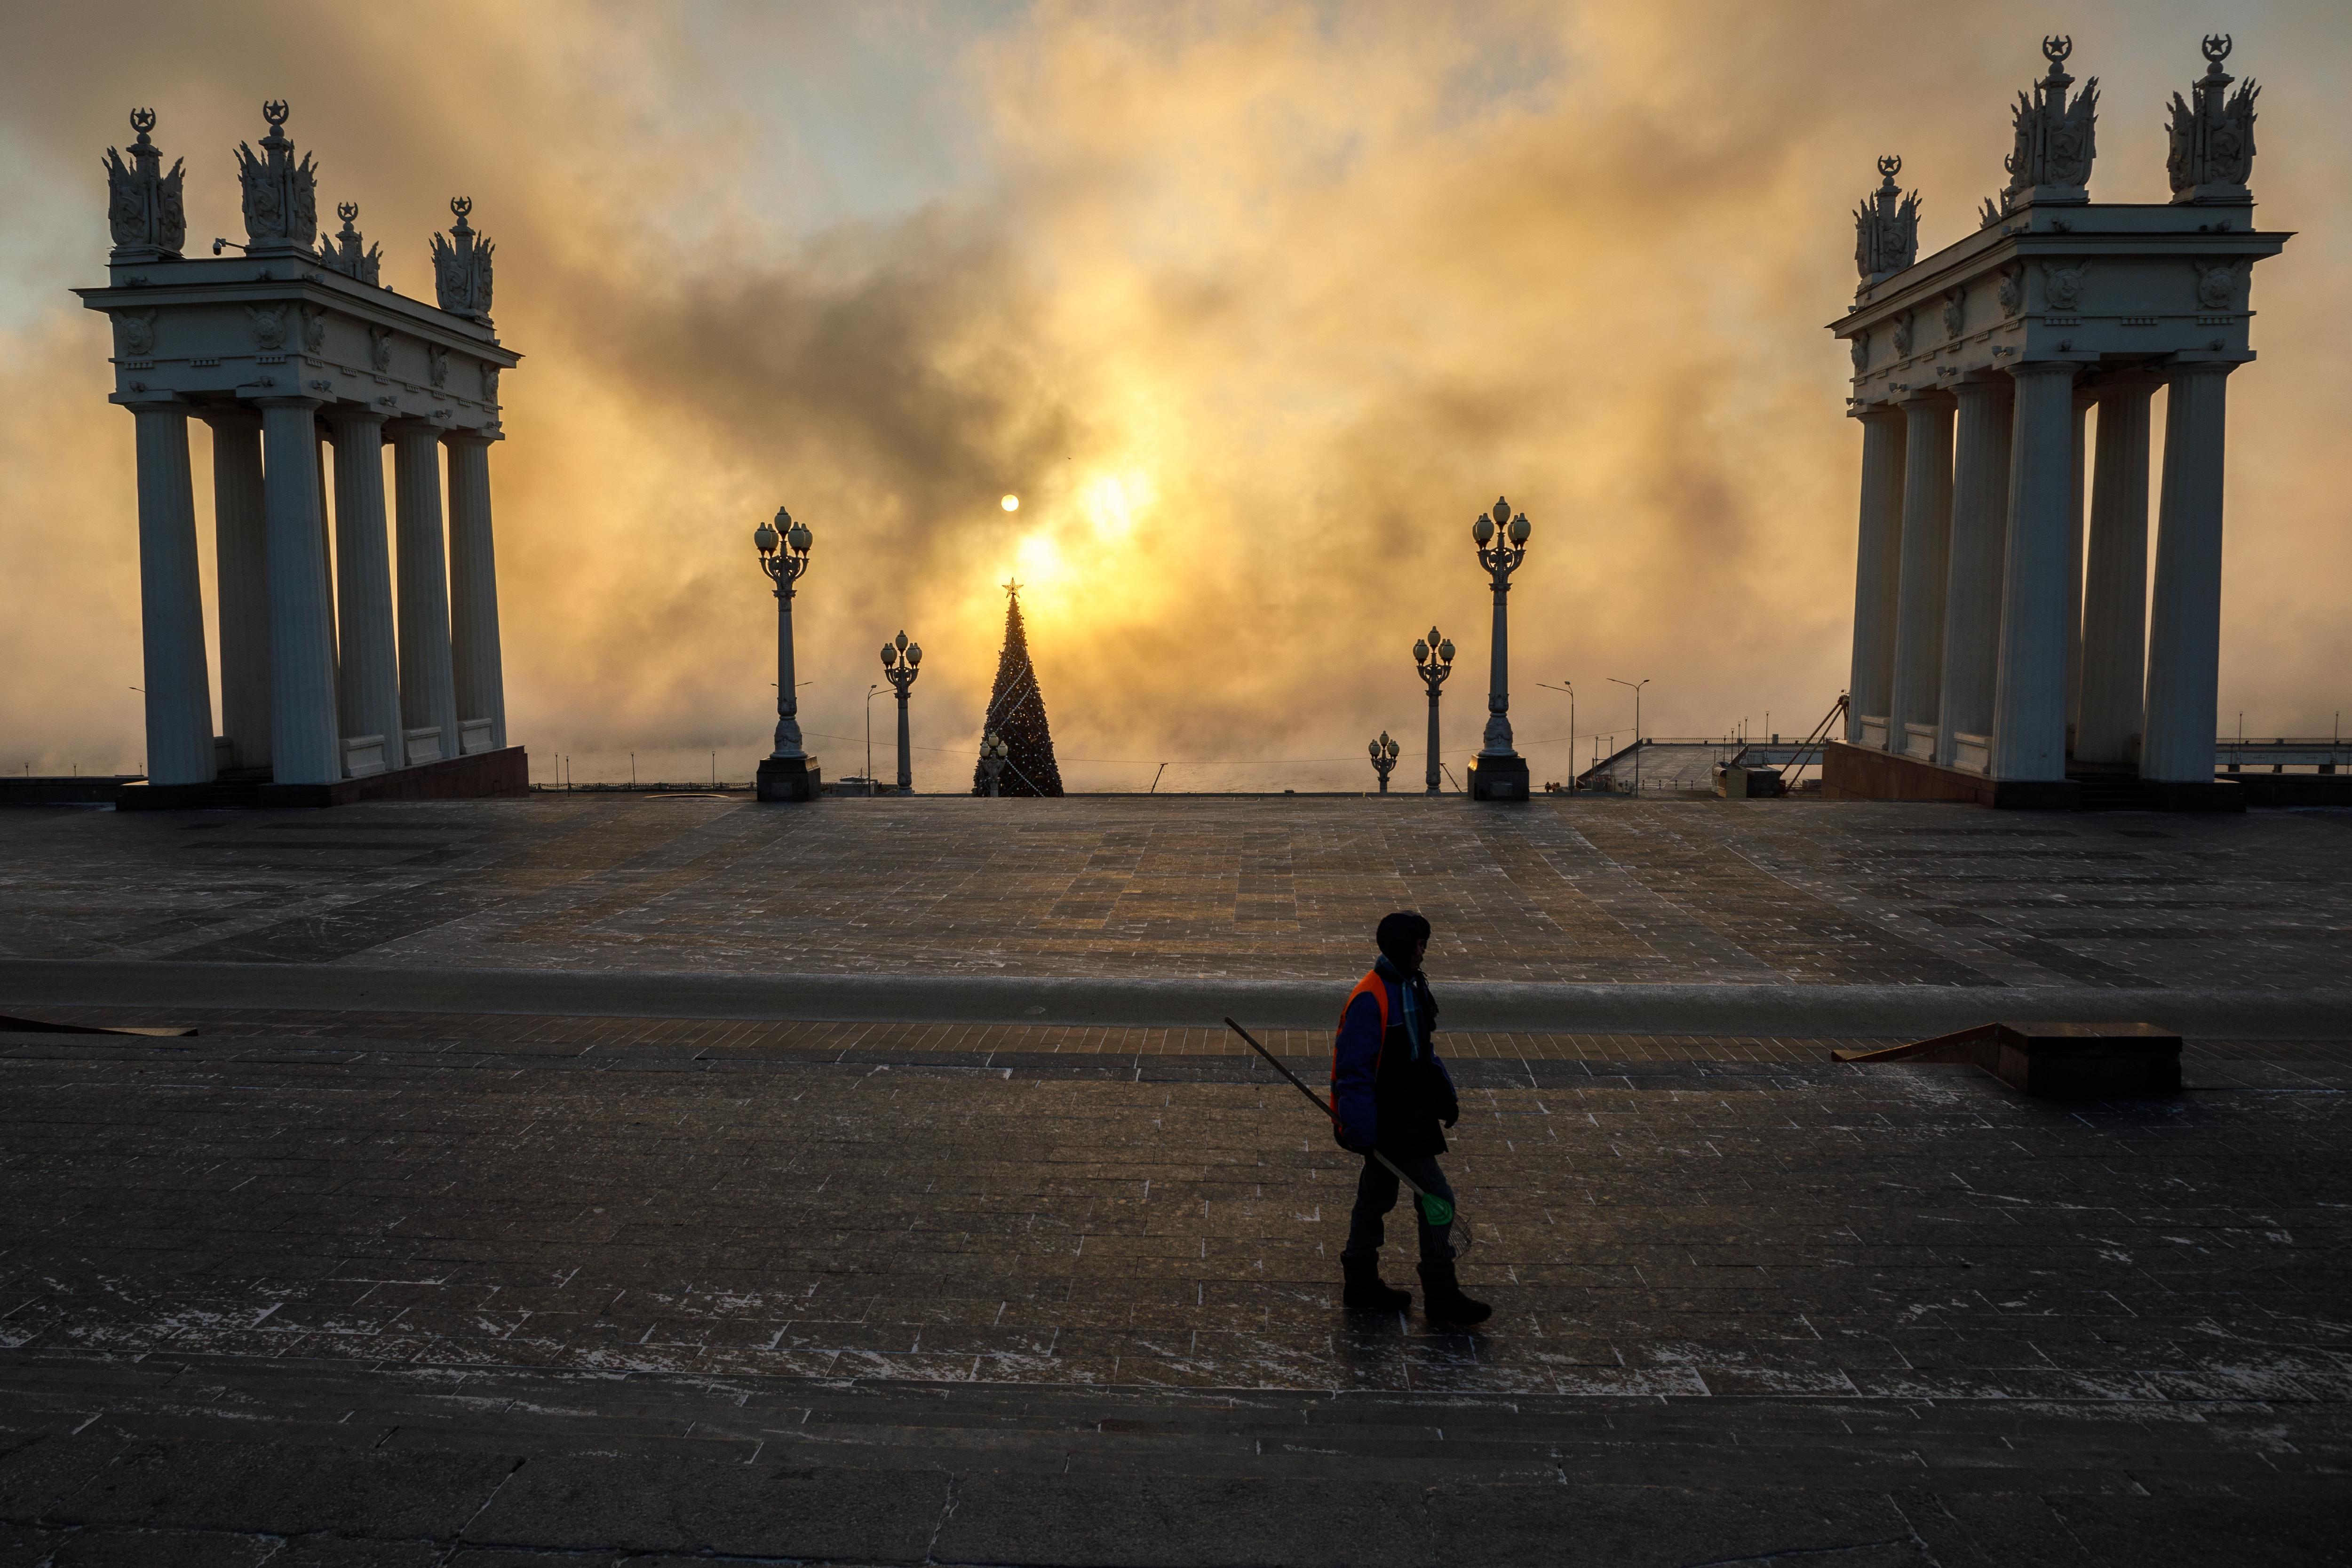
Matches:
[[1001, 494, 1019, 512]]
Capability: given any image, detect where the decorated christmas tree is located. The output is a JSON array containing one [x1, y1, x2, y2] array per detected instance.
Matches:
[[972, 581, 1065, 797]]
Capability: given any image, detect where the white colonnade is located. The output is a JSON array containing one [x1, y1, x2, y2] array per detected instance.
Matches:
[[1831, 35, 2283, 805], [86, 103, 517, 797]]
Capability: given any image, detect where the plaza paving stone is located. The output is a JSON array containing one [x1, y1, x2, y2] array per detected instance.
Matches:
[[2, 796, 2348, 1562], [0, 794, 2345, 988], [0, 1020, 2347, 1563]]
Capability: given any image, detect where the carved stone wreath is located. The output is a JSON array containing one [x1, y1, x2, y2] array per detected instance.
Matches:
[[368, 326, 395, 373], [246, 305, 288, 351], [1891, 310, 1915, 357], [2039, 260, 2092, 312], [115, 310, 158, 358], [2191, 257, 2242, 311], [1941, 287, 1968, 340]]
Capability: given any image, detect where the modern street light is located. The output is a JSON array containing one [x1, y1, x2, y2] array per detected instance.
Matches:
[[880, 631, 922, 795], [1467, 497, 1532, 800], [980, 728, 1009, 797], [1367, 731, 1400, 793], [1608, 677, 1650, 796], [752, 506, 820, 801], [1414, 626, 1455, 795], [863, 684, 882, 796], [1538, 680, 1574, 791]]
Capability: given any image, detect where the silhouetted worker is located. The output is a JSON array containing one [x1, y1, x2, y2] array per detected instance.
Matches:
[[1330, 910, 1490, 1325]]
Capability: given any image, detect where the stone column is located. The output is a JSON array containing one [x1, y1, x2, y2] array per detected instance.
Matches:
[[1990, 363, 2080, 781], [2074, 374, 2160, 766], [444, 432, 508, 750], [1845, 406, 1907, 743], [328, 409, 402, 764], [2064, 398, 2089, 748], [1887, 395, 1955, 760], [202, 408, 270, 772], [1934, 377, 2013, 769], [388, 421, 460, 762], [125, 399, 215, 785], [2142, 363, 2235, 783], [257, 396, 341, 784]]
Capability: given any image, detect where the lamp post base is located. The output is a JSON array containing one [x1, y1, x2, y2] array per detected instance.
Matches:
[[1466, 753, 1529, 801], [755, 754, 823, 802], [1468, 752, 1524, 804]]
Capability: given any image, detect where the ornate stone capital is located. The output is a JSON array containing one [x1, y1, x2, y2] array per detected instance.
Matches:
[[326, 403, 389, 433]]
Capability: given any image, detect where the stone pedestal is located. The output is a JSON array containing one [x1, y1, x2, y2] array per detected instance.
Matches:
[[1466, 754, 1528, 801], [756, 755, 822, 802]]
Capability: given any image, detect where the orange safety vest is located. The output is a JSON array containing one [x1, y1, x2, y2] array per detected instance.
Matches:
[[1327, 968, 1391, 1135]]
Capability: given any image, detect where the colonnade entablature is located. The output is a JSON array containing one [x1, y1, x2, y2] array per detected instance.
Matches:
[[1828, 36, 2289, 808], [75, 103, 521, 799], [1837, 191, 2281, 409]]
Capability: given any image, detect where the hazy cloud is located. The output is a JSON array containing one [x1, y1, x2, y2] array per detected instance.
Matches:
[[3, 0, 2347, 787]]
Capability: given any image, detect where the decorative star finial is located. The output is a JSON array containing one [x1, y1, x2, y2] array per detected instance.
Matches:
[[129, 108, 156, 141], [2203, 34, 2232, 67], [1004, 577, 1023, 597]]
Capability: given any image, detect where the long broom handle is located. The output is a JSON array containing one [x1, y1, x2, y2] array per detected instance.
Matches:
[[1223, 1016, 1430, 1204]]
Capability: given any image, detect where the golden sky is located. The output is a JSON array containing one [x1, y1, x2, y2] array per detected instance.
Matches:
[[3, 1, 2347, 788]]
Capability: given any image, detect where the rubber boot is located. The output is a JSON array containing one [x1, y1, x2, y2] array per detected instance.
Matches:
[[1417, 1258, 1491, 1326], [1342, 1253, 1412, 1311]]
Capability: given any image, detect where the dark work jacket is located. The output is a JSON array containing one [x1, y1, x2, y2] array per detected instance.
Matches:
[[1328, 964, 1459, 1160]]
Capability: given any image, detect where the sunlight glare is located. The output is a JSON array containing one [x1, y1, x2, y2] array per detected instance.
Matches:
[[1082, 470, 1155, 541]]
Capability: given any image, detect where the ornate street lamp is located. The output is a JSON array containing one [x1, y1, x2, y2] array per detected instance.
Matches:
[[1414, 626, 1456, 795], [753, 506, 820, 801], [1467, 496, 1533, 800], [980, 728, 1009, 797], [1367, 732, 1400, 793], [880, 630, 922, 795]]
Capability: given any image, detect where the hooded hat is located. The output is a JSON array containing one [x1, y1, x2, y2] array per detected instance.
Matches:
[[1375, 910, 1431, 972]]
